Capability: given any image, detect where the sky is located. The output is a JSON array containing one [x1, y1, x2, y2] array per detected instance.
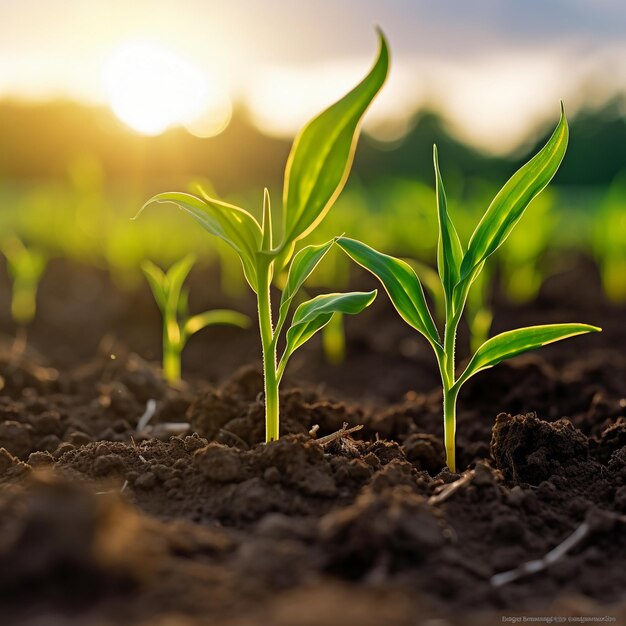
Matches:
[[0, 0, 624, 154]]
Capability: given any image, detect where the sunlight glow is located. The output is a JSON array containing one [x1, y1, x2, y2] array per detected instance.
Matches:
[[103, 40, 231, 136]]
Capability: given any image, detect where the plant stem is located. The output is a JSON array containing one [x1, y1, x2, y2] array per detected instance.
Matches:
[[257, 259, 279, 442], [163, 342, 181, 382], [443, 385, 459, 472], [163, 311, 182, 383], [441, 307, 461, 472]]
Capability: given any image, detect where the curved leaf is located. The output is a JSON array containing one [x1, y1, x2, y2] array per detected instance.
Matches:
[[337, 237, 440, 347], [282, 31, 389, 249], [277, 239, 336, 328], [282, 290, 376, 367], [459, 105, 568, 284], [457, 323, 601, 386], [184, 309, 250, 337], [139, 191, 262, 292], [433, 145, 463, 306]]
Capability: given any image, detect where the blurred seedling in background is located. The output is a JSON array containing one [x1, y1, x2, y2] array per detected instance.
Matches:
[[594, 173, 626, 302], [338, 105, 601, 471], [140, 32, 389, 440], [499, 189, 557, 304], [141, 255, 250, 383], [1, 236, 48, 355]]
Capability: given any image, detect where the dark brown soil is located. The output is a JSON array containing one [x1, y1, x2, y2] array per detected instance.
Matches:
[[0, 256, 625, 625]]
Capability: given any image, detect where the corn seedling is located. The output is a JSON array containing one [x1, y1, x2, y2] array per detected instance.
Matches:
[[1, 237, 47, 327], [338, 105, 601, 471], [140, 32, 388, 440], [142, 255, 250, 383]]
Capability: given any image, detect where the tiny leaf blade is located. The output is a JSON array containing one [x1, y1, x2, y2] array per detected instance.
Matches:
[[279, 239, 335, 314], [165, 254, 196, 311], [283, 290, 376, 361], [337, 237, 440, 346], [141, 260, 167, 311], [458, 323, 601, 385], [185, 309, 250, 336], [282, 31, 389, 248], [433, 145, 463, 305], [460, 105, 568, 283]]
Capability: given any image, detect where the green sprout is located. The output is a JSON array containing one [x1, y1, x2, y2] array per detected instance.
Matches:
[[141, 255, 250, 383], [337, 105, 601, 472], [1, 237, 48, 327], [139, 33, 389, 439]]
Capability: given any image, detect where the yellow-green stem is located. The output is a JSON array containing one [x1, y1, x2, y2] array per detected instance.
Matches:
[[257, 260, 279, 442], [163, 342, 181, 382], [441, 307, 461, 472], [443, 385, 459, 472], [163, 311, 182, 383]]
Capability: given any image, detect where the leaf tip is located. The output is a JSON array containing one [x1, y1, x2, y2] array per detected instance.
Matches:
[[432, 143, 440, 170], [373, 27, 390, 74], [558, 100, 569, 134], [132, 200, 152, 221]]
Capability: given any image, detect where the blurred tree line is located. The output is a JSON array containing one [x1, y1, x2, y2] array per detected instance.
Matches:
[[0, 98, 624, 193]]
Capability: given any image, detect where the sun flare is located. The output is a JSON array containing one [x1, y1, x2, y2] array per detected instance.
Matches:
[[103, 40, 231, 137]]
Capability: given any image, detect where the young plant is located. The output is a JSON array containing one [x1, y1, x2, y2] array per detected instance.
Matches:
[[1, 237, 48, 327], [338, 105, 601, 471], [142, 255, 250, 383], [139, 32, 389, 440]]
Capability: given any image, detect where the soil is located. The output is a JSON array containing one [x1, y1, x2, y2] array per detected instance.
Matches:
[[0, 255, 625, 626]]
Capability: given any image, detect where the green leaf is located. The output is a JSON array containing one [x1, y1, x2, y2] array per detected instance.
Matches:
[[165, 254, 196, 312], [459, 105, 569, 285], [139, 191, 262, 292], [337, 237, 440, 347], [278, 239, 335, 319], [141, 260, 167, 311], [261, 187, 273, 252], [282, 290, 376, 368], [282, 30, 389, 249], [184, 309, 250, 337], [433, 145, 463, 306], [457, 323, 601, 386]]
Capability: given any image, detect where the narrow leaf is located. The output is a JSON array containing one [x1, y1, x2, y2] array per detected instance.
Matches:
[[185, 309, 250, 336], [282, 291, 376, 364], [433, 145, 463, 305], [141, 260, 167, 311], [139, 191, 262, 292], [261, 188, 273, 252], [165, 254, 196, 312], [337, 237, 440, 347], [459, 105, 568, 283], [282, 31, 389, 248], [279, 239, 335, 315], [458, 323, 601, 386]]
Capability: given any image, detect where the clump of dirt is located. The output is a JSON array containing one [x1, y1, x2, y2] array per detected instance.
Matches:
[[0, 471, 157, 604], [491, 412, 589, 484]]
